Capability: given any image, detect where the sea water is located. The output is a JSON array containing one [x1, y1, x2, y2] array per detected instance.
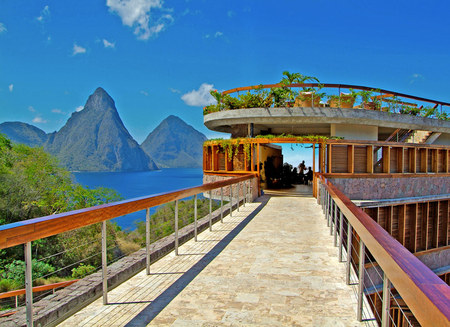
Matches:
[[73, 168, 204, 230]]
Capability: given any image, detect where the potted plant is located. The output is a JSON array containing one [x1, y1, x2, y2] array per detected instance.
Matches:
[[327, 89, 357, 108], [358, 89, 381, 110], [295, 88, 324, 107]]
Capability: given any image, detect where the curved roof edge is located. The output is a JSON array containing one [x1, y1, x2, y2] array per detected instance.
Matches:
[[204, 107, 450, 134]]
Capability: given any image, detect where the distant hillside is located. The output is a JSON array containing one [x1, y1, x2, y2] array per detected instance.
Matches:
[[141, 115, 207, 168], [45, 87, 158, 172], [0, 122, 48, 147]]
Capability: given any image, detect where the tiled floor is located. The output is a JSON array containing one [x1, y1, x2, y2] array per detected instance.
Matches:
[[59, 195, 369, 326]]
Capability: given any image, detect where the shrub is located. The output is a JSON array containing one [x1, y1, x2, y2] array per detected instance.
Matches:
[[1, 260, 55, 286], [71, 264, 96, 279]]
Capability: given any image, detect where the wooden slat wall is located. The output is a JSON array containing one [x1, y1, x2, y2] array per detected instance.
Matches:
[[203, 142, 449, 176], [331, 145, 348, 173], [354, 146, 367, 173], [363, 200, 449, 254]]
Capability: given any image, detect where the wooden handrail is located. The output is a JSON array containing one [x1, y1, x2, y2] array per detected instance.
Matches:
[[222, 82, 450, 107], [0, 280, 79, 300], [319, 175, 450, 326], [0, 174, 256, 249]]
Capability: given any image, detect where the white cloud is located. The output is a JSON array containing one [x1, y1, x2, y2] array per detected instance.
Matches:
[[75, 106, 84, 112], [73, 43, 87, 55], [0, 23, 6, 34], [227, 10, 235, 18], [8, 84, 13, 92], [28, 106, 36, 112], [106, 0, 173, 40], [181, 83, 216, 107], [140, 90, 149, 96], [410, 73, 424, 84], [51, 108, 64, 114], [103, 39, 115, 48], [169, 88, 181, 94], [32, 116, 47, 124], [37, 5, 50, 22], [214, 31, 223, 38]]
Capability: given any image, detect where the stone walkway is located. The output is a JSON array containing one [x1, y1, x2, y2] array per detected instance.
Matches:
[[59, 196, 369, 326]]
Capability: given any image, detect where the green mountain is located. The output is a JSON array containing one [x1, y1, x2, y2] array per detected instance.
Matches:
[[45, 87, 158, 172], [0, 122, 48, 147], [141, 115, 206, 168]]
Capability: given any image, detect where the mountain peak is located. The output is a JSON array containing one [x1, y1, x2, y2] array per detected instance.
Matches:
[[84, 87, 115, 113], [141, 116, 207, 168], [44, 88, 158, 172]]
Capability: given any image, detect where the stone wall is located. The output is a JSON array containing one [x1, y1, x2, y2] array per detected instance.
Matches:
[[328, 176, 450, 200], [203, 175, 259, 201]]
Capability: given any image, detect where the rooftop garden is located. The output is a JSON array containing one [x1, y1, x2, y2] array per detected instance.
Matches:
[[203, 72, 449, 121]]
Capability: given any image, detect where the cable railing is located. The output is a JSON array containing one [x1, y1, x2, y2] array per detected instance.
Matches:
[[0, 174, 256, 327], [316, 173, 450, 326]]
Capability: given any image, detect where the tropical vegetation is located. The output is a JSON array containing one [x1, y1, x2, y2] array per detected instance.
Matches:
[[203, 72, 449, 121], [0, 134, 218, 309]]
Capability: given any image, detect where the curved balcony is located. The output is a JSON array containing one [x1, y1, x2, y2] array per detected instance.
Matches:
[[204, 83, 450, 143]]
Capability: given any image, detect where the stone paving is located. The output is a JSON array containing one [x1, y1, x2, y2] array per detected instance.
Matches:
[[59, 195, 369, 326]]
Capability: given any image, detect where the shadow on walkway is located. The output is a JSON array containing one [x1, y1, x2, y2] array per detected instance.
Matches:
[[124, 196, 270, 327]]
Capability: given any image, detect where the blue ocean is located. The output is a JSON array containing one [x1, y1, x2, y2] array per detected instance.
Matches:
[[73, 168, 204, 230]]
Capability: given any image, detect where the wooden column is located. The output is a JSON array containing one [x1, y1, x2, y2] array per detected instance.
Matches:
[[367, 145, 374, 173], [410, 148, 417, 173], [413, 203, 418, 253], [397, 147, 404, 173], [432, 149, 438, 173], [399, 204, 406, 246], [382, 146, 390, 173], [348, 145, 354, 174], [327, 144, 332, 173], [421, 148, 428, 173]]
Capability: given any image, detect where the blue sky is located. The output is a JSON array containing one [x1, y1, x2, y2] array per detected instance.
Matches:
[[1, 0, 449, 163]]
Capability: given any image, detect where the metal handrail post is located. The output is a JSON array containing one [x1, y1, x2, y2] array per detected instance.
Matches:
[[339, 211, 344, 261], [146, 208, 151, 275], [237, 183, 240, 212], [175, 200, 179, 256], [101, 221, 108, 305], [25, 241, 33, 327], [220, 188, 223, 223], [381, 273, 391, 327], [357, 240, 366, 321], [346, 224, 352, 285], [194, 194, 198, 241], [229, 185, 233, 217], [333, 204, 338, 245], [209, 190, 212, 231], [330, 199, 334, 235], [327, 192, 331, 226], [243, 180, 246, 206]]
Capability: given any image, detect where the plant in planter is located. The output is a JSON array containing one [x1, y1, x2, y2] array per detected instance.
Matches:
[[295, 88, 325, 107], [271, 87, 293, 107], [399, 105, 422, 116], [327, 89, 358, 108], [358, 89, 381, 110]]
